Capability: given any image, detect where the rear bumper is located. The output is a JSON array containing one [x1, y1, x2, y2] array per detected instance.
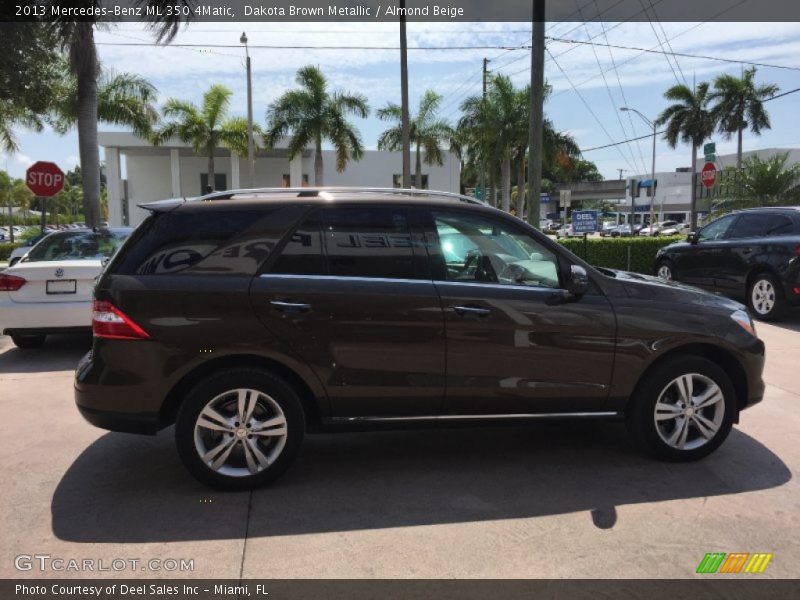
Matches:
[[74, 346, 168, 436], [0, 296, 91, 335]]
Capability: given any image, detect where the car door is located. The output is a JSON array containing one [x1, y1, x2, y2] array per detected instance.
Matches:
[[251, 204, 446, 418], [715, 213, 770, 294], [673, 214, 738, 289], [425, 207, 617, 416]]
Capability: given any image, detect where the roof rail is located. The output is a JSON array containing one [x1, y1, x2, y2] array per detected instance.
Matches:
[[197, 187, 489, 206]]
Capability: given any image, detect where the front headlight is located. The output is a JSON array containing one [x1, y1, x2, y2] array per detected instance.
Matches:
[[731, 309, 757, 336]]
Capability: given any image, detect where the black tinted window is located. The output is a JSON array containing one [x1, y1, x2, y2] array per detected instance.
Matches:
[[322, 206, 414, 279], [270, 211, 325, 275], [112, 205, 304, 276], [763, 214, 794, 236], [729, 213, 795, 239]]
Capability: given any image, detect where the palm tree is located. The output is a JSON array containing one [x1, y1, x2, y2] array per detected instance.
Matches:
[[265, 66, 369, 185], [731, 153, 800, 208], [0, 101, 43, 153], [710, 68, 778, 170], [655, 82, 716, 230], [153, 84, 253, 191], [50, 1, 194, 226], [377, 90, 453, 189], [49, 59, 159, 137]]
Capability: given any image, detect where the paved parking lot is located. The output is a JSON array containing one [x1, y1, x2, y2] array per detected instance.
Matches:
[[1, 315, 799, 579]]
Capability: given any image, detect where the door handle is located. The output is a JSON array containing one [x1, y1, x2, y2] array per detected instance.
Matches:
[[270, 300, 311, 312], [452, 305, 491, 317]]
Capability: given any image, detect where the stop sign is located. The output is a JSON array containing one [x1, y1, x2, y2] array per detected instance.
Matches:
[[701, 162, 717, 189], [26, 161, 65, 197]]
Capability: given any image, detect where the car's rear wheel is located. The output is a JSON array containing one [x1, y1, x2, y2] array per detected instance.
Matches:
[[747, 273, 787, 322], [10, 334, 46, 349], [175, 368, 305, 490], [626, 356, 735, 461], [656, 259, 673, 281]]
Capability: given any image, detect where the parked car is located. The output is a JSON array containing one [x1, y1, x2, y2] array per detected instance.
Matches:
[[639, 220, 679, 237], [555, 224, 584, 239], [7, 231, 52, 266], [75, 187, 765, 490], [0, 228, 132, 347], [655, 207, 800, 321], [600, 222, 620, 237], [609, 224, 641, 237], [660, 222, 689, 236]]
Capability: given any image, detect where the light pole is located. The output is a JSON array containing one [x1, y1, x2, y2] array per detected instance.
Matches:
[[240, 32, 255, 189], [621, 107, 658, 228]]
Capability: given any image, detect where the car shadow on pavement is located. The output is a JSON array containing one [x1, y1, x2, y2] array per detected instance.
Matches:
[[51, 421, 791, 543], [0, 334, 90, 373], [766, 311, 800, 333]]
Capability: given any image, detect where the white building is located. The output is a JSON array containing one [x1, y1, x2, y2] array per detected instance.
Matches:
[[100, 132, 461, 227], [618, 147, 800, 225]]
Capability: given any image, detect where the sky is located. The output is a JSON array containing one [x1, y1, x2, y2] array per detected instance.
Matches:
[[2, 20, 800, 183]]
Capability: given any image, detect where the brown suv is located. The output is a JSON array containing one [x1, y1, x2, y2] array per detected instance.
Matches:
[[75, 188, 765, 490]]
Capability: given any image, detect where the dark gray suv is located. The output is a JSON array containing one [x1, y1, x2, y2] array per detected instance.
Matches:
[[75, 188, 765, 490]]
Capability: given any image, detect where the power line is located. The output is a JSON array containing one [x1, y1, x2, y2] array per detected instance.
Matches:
[[95, 41, 530, 51], [546, 47, 637, 173], [638, 0, 684, 86], [579, 87, 800, 153]]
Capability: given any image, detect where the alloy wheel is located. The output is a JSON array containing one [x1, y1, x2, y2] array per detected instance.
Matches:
[[751, 279, 776, 315], [653, 373, 725, 451], [193, 388, 288, 477], [657, 264, 672, 280]]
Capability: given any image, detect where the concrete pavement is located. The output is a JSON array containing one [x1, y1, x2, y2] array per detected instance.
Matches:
[[1, 314, 799, 579]]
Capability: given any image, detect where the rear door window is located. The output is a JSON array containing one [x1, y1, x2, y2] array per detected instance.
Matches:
[[321, 206, 416, 280], [728, 213, 795, 239], [269, 211, 325, 275]]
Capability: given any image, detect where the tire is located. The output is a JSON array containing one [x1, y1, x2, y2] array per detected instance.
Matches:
[[626, 356, 735, 462], [11, 334, 46, 349], [655, 259, 673, 281], [175, 368, 305, 491], [747, 272, 787, 322]]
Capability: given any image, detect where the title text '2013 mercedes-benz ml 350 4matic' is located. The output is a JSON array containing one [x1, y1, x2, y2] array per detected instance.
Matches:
[[75, 188, 765, 490]]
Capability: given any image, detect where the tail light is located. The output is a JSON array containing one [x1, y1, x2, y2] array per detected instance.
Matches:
[[92, 300, 150, 340], [795, 244, 800, 257], [0, 274, 26, 291]]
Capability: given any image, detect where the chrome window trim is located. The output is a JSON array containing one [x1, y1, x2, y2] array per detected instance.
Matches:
[[259, 273, 559, 292]]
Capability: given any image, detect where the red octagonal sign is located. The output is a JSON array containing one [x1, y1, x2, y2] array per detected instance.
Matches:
[[26, 161, 65, 197], [701, 162, 717, 189]]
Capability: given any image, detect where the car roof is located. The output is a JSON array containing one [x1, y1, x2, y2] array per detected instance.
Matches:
[[139, 187, 488, 213], [733, 207, 800, 215], [45, 227, 133, 235]]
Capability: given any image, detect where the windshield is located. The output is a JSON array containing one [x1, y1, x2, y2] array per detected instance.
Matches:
[[23, 231, 130, 263]]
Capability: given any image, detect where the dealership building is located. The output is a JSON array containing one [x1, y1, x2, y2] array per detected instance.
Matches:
[[100, 132, 461, 227]]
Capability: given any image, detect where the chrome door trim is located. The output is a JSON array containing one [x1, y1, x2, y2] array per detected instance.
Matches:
[[331, 411, 620, 423], [259, 274, 425, 285]]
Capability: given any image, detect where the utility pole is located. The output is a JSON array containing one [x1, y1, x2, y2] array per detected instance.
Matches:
[[617, 168, 627, 180], [527, 0, 545, 228], [240, 32, 255, 188], [399, 0, 411, 188], [480, 57, 489, 201]]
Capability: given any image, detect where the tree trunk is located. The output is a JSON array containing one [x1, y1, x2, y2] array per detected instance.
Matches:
[[74, 23, 101, 228], [501, 156, 511, 213], [690, 142, 698, 231], [207, 149, 215, 191], [736, 127, 743, 171], [414, 143, 422, 189], [515, 156, 526, 219], [489, 169, 496, 208], [314, 139, 323, 185]]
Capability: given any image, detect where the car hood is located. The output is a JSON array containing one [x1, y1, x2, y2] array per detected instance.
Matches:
[[607, 269, 744, 312]]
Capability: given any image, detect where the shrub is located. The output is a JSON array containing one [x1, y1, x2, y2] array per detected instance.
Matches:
[[557, 236, 683, 275], [0, 243, 22, 262]]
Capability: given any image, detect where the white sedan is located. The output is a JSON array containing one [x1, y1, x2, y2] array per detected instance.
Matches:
[[0, 228, 132, 348]]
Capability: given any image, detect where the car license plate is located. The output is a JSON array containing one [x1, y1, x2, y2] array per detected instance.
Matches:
[[46, 279, 77, 294]]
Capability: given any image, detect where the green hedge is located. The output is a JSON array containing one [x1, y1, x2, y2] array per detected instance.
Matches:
[[557, 236, 682, 274], [0, 244, 22, 262]]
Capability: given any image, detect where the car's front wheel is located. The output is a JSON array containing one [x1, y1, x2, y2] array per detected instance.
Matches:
[[656, 259, 673, 281], [175, 368, 305, 490], [626, 356, 735, 461], [10, 334, 46, 349], [747, 273, 787, 321]]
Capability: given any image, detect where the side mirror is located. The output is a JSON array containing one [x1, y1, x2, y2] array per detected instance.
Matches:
[[687, 232, 699, 244], [566, 264, 589, 296]]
